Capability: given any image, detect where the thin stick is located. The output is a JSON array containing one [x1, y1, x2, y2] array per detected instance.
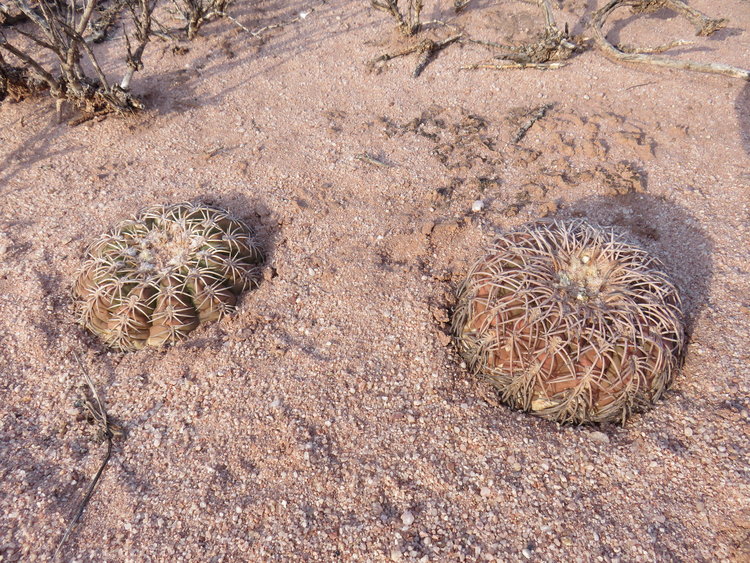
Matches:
[[355, 152, 391, 167], [512, 103, 553, 144], [0, 38, 60, 93], [461, 61, 566, 71], [54, 353, 120, 560], [618, 39, 691, 55], [413, 34, 461, 77]]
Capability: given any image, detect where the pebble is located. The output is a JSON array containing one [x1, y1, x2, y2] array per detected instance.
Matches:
[[480, 486, 492, 498], [471, 200, 485, 213], [401, 510, 415, 527], [522, 548, 532, 559], [684, 427, 693, 437], [589, 431, 610, 444]]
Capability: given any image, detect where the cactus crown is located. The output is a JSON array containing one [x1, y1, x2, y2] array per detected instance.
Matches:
[[452, 219, 686, 425], [74, 202, 264, 351]]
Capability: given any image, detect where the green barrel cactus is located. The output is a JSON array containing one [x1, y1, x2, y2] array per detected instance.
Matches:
[[452, 219, 686, 424], [74, 202, 264, 351]]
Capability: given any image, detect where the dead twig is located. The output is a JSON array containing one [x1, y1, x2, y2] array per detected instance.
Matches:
[[169, 0, 235, 39], [54, 353, 124, 560], [372, 33, 462, 77], [369, 0, 463, 76], [512, 103, 552, 143], [0, 4, 29, 25], [465, 0, 578, 71], [453, 0, 470, 13], [590, 0, 750, 81], [371, 0, 422, 37], [627, 0, 727, 36], [90, 0, 127, 43], [461, 60, 566, 71], [413, 33, 461, 77], [618, 39, 691, 54], [0, 47, 49, 101], [355, 152, 392, 167]]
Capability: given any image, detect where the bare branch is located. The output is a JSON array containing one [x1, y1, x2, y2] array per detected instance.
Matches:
[[0, 35, 60, 93], [120, 0, 154, 90], [590, 0, 750, 81]]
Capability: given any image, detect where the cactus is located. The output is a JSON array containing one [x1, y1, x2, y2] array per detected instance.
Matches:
[[74, 202, 264, 351], [452, 219, 686, 424]]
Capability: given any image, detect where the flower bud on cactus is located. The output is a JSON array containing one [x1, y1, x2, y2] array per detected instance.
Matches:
[[452, 219, 686, 424], [74, 202, 264, 351]]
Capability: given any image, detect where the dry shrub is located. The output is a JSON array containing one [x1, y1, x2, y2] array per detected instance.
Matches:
[[0, 0, 156, 113], [170, 0, 234, 39], [453, 219, 686, 424]]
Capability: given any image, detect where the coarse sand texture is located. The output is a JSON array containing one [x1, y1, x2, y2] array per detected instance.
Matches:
[[73, 202, 264, 351], [453, 219, 686, 424]]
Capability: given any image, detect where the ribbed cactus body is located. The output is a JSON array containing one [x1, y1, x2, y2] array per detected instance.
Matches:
[[453, 219, 685, 424], [74, 203, 263, 351]]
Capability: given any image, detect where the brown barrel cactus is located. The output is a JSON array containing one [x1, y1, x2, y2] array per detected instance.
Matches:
[[452, 219, 686, 424], [74, 202, 264, 351]]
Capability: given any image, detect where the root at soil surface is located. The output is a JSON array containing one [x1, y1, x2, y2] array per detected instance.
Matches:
[[590, 0, 750, 81]]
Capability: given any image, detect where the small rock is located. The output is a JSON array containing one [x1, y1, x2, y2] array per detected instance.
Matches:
[[432, 220, 459, 238], [401, 510, 415, 527], [684, 427, 693, 437], [522, 548, 532, 559], [437, 331, 452, 347], [589, 431, 610, 444], [480, 486, 492, 498], [471, 200, 485, 213]]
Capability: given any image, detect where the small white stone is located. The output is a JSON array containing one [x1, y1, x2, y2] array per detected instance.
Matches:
[[589, 431, 610, 444], [471, 200, 485, 213], [480, 486, 492, 498], [401, 510, 415, 527]]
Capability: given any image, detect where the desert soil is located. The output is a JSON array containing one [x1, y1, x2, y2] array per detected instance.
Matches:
[[1, 0, 749, 561]]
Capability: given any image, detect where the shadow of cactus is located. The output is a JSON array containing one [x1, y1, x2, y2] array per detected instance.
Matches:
[[74, 202, 264, 351], [452, 219, 686, 425]]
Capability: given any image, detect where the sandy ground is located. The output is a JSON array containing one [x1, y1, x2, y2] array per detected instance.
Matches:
[[1, 0, 749, 561]]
